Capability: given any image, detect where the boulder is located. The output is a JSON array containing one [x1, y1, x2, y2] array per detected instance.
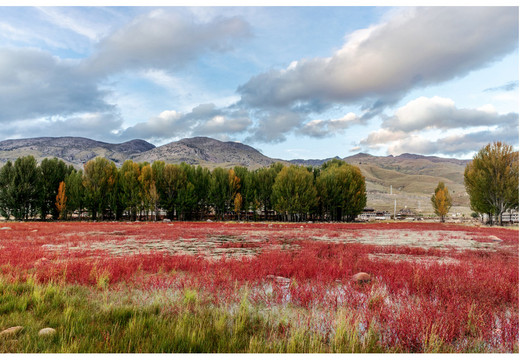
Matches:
[[352, 272, 371, 284], [0, 326, 23, 337], [38, 328, 57, 337]]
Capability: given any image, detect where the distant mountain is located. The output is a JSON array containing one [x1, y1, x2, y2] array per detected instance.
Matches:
[[0, 137, 155, 167], [289, 156, 342, 167], [131, 137, 281, 169], [342, 152, 471, 213]]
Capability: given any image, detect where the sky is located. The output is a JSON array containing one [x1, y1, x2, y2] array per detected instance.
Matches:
[[0, 3, 518, 160]]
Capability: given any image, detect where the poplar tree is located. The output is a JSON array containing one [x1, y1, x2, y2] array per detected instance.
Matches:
[[317, 161, 367, 222], [464, 142, 519, 225], [55, 181, 67, 219], [83, 157, 117, 220], [272, 165, 317, 221], [431, 182, 452, 223], [0, 161, 15, 219], [12, 156, 40, 220]]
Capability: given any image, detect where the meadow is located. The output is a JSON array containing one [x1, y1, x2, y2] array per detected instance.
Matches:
[[0, 221, 517, 353]]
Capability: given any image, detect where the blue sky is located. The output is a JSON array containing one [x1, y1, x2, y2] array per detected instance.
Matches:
[[0, 4, 518, 160]]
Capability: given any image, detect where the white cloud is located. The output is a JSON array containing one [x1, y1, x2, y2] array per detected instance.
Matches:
[[359, 96, 519, 156], [37, 7, 104, 41], [120, 104, 252, 141], [246, 110, 303, 143], [382, 96, 516, 132], [238, 7, 518, 113], [0, 111, 123, 142], [299, 112, 362, 138], [386, 124, 519, 157], [360, 128, 408, 147], [0, 47, 113, 122], [85, 10, 251, 76]]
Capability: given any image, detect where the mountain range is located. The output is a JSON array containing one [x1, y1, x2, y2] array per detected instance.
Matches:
[[0, 136, 472, 214]]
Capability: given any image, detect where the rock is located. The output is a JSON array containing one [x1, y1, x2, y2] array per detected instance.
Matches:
[[352, 272, 371, 284], [38, 328, 57, 337], [0, 326, 23, 337], [0, 226, 11, 230]]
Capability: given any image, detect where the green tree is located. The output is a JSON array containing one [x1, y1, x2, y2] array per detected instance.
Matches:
[[107, 170, 125, 220], [83, 157, 117, 220], [255, 164, 282, 220], [0, 161, 15, 219], [317, 161, 367, 222], [120, 160, 142, 220], [64, 169, 85, 219], [272, 165, 317, 221], [233, 166, 249, 217], [234, 192, 243, 220], [228, 169, 241, 213], [176, 163, 197, 221], [39, 157, 71, 220], [431, 182, 452, 223], [464, 142, 519, 226], [12, 156, 40, 220], [191, 165, 211, 220], [157, 164, 185, 220], [139, 163, 155, 220], [210, 167, 230, 220], [151, 161, 166, 220]]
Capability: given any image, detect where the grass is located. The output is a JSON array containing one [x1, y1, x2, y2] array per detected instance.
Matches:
[[0, 276, 397, 353], [1, 275, 516, 353]]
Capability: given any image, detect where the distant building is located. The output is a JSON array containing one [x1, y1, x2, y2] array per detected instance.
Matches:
[[396, 207, 417, 220], [357, 208, 391, 221]]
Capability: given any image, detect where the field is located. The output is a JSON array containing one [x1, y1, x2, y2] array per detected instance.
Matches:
[[0, 221, 518, 353]]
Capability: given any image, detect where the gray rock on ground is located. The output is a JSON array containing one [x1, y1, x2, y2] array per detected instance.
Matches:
[[38, 328, 57, 337], [0, 326, 23, 337]]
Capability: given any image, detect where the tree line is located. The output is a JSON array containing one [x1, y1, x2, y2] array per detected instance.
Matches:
[[0, 156, 366, 222]]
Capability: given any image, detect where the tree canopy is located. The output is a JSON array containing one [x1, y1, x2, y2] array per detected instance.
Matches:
[[464, 142, 519, 225]]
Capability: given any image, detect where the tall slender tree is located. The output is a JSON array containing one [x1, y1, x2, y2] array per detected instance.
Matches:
[[12, 156, 40, 220], [83, 157, 117, 220], [120, 160, 142, 220], [431, 182, 452, 223], [55, 181, 67, 220], [39, 157, 71, 220], [64, 169, 85, 219], [0, 161, 15, 220]]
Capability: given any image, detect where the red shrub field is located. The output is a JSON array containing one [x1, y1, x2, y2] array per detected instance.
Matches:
[[0, 221, 518, 352]]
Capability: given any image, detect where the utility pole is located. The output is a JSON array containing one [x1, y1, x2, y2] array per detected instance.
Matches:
[[394, 199, 397, 220], [390, 185, 392, 195]]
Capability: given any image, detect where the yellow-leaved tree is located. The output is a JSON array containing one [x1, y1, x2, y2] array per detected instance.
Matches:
[[234, 192, 243, 220], [55, 181, 67, 220], [431, 182, 452, 223]]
